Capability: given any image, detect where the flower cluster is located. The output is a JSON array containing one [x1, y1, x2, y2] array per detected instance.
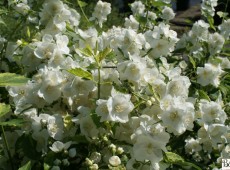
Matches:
[[0, 0, 229, 170]]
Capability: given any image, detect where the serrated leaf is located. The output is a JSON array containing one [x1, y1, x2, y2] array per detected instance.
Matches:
[[77, 46, 94, 57], [198, 90, 211, 101], [18, 161, 31, 170], [165, 152, 184, 163], [0, 103, 11, 118], [0, 73, 29, 86], [95, 47, 112, 63], [67, 68, 93, 80], [77, 0, 87, 7], [0, 119, 25, 126]]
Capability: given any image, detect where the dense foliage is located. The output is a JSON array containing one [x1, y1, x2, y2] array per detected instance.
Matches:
[[0, 0, 230, 169]]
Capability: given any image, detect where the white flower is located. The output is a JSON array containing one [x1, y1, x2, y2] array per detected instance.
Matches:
[[131, 115, 170, 149], [50, 141, 72, 153], [39, 0, 65, 24], [219, 57, 230, 69], [160, 95, 195, 135], [34, 34, 56, 59], [144, 23, 178, 58], [125, 15, 139, 30], [197, 63, 223, 87], [55, 34, 70, 54], [14, 3, 30, 15], [166, 76, 191, 98], [68, 8, 81, 27], [78, 28, 98, 49], [79, 115, 99, 138], [208, 33, 225, 55], [206, 124, 229, 148], [32, 129, 49, 152], [106, 88, 134, 123], [120, 29, 145, 56], [162, 6, 175, 21], [91, 0, 111, 27], [130, 1, 145, 15], [37, 67, 63, 103], [117, 61, 143, 83], [95, 99, 109, 122], [109, 156, 121, 166], [199, 100, 227, 125], [191, 20, 209, 41], [201, 0, 218, 17], [185, 138, 202, 154], [53, 9, 71, 29], [133, 134, 164, 165], [218, 19, 230, 39], [47, 114, 64, 140]]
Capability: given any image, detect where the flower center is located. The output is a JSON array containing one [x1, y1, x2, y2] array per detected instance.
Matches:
[[114, 104, 124, 113], [170, 111, 178, 120]]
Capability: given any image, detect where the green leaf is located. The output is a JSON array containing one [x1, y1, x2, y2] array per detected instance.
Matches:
[[165, 152, 202, 170], [0, 17, 6, 26], [18, 161, 31, 170], [0, 8, 8, 15], [95, 47, 112, 63], [220, 53, 230, 57], [77, 46, 94, 57], [77, 0, 87, 7], [207, 16, 216, 31], [0, 73, 29, 86], [0, 103, 11, 118], [67, 68, 93, 80], [0, 119, 25, 126], [198, 90, 211, 101], [43, 163, 50, 170], [26, 26, 30, 38], [150, 1, 167, 7], [189, 56, 196, 69], [165, 152, 184, 163]]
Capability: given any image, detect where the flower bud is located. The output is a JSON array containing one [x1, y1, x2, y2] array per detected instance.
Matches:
[[109, 156, 121, 166], [69, 148, 76, 158], [117, 147, 124, 155]]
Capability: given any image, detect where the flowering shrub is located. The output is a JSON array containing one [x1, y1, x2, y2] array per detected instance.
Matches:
[[0, 0, 230, 169]]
